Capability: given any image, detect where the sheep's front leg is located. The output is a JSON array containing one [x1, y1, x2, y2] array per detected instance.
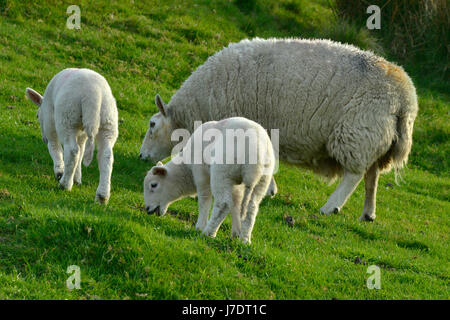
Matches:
[[95, 132, 115, 204], [195, 190, 212, 231], [74, 133, 87, 185], [46, 132, 64, 180], [320, 170, 363, 215], [202, 201, 229, 238], [59, 133, 80, 191]]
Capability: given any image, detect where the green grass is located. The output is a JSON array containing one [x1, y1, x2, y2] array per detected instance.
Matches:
[[0, 0, 448, 299]]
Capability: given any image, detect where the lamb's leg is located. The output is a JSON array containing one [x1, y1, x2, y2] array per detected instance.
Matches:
[[202, 179, 233, 238], [195, 188, 212, 231], [360, 162, 379, 222], [231, 185, 244, 237], [265, 176, 277, 198], [202, 200, 229, 238], [95, 131, 114, 204], [59, 132, 80, 191], [240, 175, 270, 244], [74, 133, 87, 186], [46, 132, 64, 180], [320, 170, 363, 215]]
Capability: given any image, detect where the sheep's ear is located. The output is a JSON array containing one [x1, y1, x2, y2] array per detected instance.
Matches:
[[155, 94, 167, 117], [151, 165, 167, 176], [26, 88, 43, 107], [156, 161, 163, 167]]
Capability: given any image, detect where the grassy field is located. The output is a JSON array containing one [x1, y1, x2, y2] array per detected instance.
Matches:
[[0, 0, 448, 299]]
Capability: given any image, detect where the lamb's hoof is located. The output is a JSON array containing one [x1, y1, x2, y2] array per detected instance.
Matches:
[[74, 178, 82, 186], [359, 214, 375, 222], [195, 223, 206, 232], [320, 206, 339, 215], [95, 194, 109, 205], [56, 172, 63, 181], [201, 228, 216, 238], [231, 229, 241, 238], [59, 182, 72, 191], [240, 236, 251, 245]]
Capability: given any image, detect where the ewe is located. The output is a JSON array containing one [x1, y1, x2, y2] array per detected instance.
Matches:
[[140, 38, 418, 221], [26, 68, 118, 204], [143, 117, 275, 244]]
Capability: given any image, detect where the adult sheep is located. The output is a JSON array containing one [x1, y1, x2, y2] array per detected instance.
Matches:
[[140, 38, 418, 221]]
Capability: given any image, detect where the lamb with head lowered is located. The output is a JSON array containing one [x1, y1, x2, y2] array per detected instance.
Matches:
[[25, 68, 118, 204], [143, 117, 275, 244]]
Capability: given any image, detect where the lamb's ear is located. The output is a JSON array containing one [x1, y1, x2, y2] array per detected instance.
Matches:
[[26, 88, 43, 107], [155, 94, 167, 117], [156, 161, 163, 167], [151, 165, 167, 176]]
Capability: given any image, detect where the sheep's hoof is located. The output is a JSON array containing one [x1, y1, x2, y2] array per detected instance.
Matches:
[[95, 194, 109, 205], [320, 206, 339, 215], [359, 214, 375, 222]]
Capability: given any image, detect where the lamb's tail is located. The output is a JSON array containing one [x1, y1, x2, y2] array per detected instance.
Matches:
[[82, 90, 102, 167]]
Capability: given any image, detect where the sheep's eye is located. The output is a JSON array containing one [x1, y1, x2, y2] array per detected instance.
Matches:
[[150, 122, 155, 128], [151, 182, 158, 188]]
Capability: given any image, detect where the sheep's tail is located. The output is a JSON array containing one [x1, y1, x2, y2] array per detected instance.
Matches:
[[82, 90, 102, 167], [378, 95, 418, 183]]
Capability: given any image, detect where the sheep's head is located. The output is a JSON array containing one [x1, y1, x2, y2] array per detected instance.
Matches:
[[140, 94, 174, 162], [25, 88, 48, 144], [143, 161, 174, 216]]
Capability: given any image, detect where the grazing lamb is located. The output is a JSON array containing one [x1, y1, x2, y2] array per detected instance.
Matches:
[[143, 117, 275, 244], [26, 68, 118, 204], [140, 38, 418, 221]]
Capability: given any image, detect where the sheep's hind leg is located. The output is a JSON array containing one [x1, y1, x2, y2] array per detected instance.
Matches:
[[74, 133, 87, 186], [230, 185, 244, 238], [59, 132, 80, 191], [240, 175, 270, 244], [359, 162, 379, 222], [320, 170, 363, 215], [95, 130, 115, 204]]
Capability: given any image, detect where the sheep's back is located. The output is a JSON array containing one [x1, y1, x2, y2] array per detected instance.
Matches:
[[169, 38, 398, 165]]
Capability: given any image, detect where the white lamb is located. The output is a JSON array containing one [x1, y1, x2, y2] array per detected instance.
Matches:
[[140, 38, 418, 221], [26, 68, 118, 204], [143, 117, 275, 244]]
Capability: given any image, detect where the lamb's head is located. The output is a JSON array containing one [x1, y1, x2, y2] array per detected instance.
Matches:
[[143, 161, 176, 216], [140, 94, 174, 162], [25, 88, 47, 144]]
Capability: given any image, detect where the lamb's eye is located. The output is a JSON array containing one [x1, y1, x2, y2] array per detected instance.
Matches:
[[151, 182, 158, 188], [150, 122, 155, 128]]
